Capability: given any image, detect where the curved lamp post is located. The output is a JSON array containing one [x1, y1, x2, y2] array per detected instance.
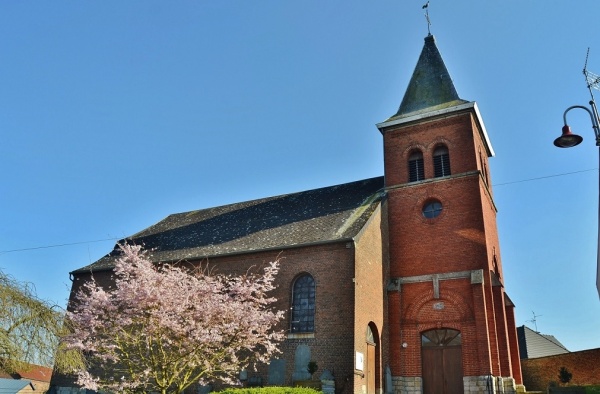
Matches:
[[553, 102, 600, 148], [553, 99, 600, 298]]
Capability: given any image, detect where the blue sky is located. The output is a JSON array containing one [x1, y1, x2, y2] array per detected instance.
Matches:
[[1, 1, 600, 352]]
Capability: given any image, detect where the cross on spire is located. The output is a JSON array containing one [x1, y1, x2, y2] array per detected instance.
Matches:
[[423, 1, 431, 36]]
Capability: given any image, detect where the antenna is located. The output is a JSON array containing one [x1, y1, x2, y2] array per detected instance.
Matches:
[[584, 48, 600, 99], [526, 311, 542, 332], [423, 2, 431, 36], [583, 48, 600, 149]]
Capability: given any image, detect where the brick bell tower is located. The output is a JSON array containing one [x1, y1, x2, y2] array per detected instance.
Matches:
[[377, 35, 523, 394]]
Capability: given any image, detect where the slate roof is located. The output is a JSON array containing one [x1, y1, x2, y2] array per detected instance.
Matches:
[[73, 176, 385, 273], [0, 378, 31, 392], [517, 325, 570, 359], [390, 34, 468, 120]]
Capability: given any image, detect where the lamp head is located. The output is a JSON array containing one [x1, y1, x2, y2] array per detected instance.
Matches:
[[554, 125, 583, 148]]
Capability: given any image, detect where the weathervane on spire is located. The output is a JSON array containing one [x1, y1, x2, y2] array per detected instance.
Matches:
[[423, 1, 431, 36]]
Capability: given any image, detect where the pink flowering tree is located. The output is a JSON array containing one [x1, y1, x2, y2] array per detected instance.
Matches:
[[65, 244, 284, 394]]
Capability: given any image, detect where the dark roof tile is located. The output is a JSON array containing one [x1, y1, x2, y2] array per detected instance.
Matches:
[[74, 176, 385, 273]]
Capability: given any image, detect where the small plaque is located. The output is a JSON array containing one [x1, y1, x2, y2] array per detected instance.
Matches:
[[355, 352, 364, 371]]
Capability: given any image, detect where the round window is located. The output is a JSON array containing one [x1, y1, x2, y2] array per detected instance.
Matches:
[[422, 200, 443, 219]]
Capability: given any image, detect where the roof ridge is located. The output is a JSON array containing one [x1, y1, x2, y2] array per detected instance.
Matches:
[[174, 176, 385, 217], [127, 176, 385, 240], [73, 176, 386, 273]]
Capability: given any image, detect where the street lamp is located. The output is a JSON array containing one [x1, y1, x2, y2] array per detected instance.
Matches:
[[553, 58, 600, 298], [553, 103, 600, 148]]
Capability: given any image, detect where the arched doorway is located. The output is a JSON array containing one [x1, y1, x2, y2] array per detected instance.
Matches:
[[421, 328, 463, 394], [365, 323, 380, 394]]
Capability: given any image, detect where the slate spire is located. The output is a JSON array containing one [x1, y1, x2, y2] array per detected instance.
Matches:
[[393, 34, 467, 118]]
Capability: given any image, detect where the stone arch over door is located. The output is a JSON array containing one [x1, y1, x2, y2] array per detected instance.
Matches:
[[366, 323, 381, 394], [421, 328, 463, 394], [404, 289, 473, 323]]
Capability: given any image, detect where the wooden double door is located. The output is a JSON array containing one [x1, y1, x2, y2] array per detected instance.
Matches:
[[421, 329, 463, 394]]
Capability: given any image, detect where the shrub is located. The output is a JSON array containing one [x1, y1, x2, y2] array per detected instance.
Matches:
[[216, 387, 322, 394], [307, 361, 318, 378], [558, 366, 573, 385]]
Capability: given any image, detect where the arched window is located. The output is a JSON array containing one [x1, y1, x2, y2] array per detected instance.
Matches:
[[290, 274, 315, 333], [421, 328, 461, 346], [408, 150, 425, 182], [433, 145, 451, 177], [366, 325, 375, 344]]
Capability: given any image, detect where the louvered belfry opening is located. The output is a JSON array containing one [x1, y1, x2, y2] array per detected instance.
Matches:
[[433, 145, 450, 177], [408, 150, 425, 182]]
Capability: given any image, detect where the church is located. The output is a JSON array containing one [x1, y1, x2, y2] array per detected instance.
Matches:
[[54, 33, 524, 394]]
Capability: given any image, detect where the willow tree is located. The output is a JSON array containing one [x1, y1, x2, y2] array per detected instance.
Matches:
[[65, 244, 284, 394], [0, 270, 84, 374]]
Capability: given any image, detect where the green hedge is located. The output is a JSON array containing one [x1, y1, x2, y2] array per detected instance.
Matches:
[[216, 387, 322, 394]]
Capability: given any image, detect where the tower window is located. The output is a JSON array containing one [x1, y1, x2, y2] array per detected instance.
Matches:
[[422, 199, 443, 219], [408, 150, 425, 182], [433, 145, 451, 177], [479, 148, 489, 185], [290, 274, 315, 333]]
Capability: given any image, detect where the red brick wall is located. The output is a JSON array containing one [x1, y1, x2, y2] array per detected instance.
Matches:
[[395, 278, 487, 377], [470, 281, 493, 374], [386, 175, 488, 278], [63, 241, 367, 393], [382, 108, 519, 382], [505, 302, 523, 384], [383, 113, 481, 187], [521, 349, 600, 391], [484, 277, 501, 376], [492, 285, 511, 376], [392, 279, 518, 379], [353, 205, 386, 393], [387, 290, 402, 375]]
